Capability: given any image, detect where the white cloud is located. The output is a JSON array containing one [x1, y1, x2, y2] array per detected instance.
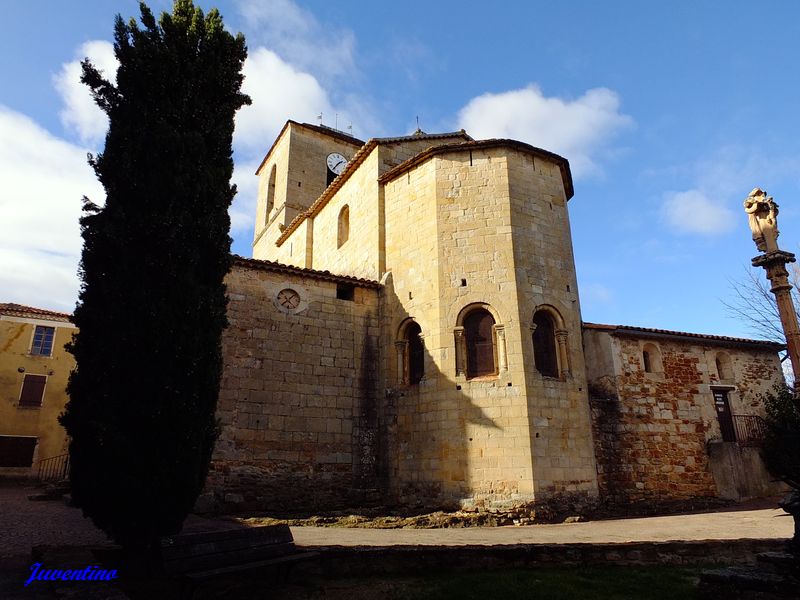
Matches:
[[234, 48, 335, 153], [653, 145, 800, 237], [230, 158, 260, 234], [53, 40, 117, 146], [234, 47, 377, 150], [0, 105, 104, 311], [456, 85, 634, 179], [660, 189, 736, 235], [236, 0, 356, 81], [230, 0, 381, 237]]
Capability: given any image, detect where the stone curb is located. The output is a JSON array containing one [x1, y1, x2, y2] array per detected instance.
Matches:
[[290, 538, 789, 577]]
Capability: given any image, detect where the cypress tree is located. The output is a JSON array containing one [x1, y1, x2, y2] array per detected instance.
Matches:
[[59, 0, 250, 551]]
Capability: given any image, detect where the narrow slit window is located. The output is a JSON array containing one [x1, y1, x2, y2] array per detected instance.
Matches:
[[642, 343, 663, 374], [338, 205, 350, 248], [716, 352, 733, 380], [264, 164, 276, 225]]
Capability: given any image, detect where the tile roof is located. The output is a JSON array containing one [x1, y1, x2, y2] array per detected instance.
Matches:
[[275, 130, 473, 245], [232, 255, 382, 288], [372, 129, 473, 144], [378, 138, 574, 200], [582, 322, 784, 350], [0, 302, 72, 322]]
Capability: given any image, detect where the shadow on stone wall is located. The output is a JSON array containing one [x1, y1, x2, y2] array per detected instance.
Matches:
[[379, 275, 502, 512]]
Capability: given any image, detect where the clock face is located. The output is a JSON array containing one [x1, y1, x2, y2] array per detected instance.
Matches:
[[277, 289, 301, 310], [326, 152, 347, 175]]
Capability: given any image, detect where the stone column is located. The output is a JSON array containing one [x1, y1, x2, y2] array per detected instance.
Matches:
[[752, 250, 800, 393], [746, 190, 800, 552], [494, 324, 507, 373], [453, 326, 466, 377], [555, 329, 570, 378], [394, 340, 407, 385]]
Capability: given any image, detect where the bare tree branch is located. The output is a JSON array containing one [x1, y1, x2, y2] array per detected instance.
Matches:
[[721, 265, 800, 344]]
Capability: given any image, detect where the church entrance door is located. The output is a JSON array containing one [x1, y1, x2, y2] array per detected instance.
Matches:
[[713, 389, 736, 442]]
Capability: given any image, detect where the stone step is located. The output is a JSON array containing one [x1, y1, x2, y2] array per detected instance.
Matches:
[[699, 566, 799, 598]]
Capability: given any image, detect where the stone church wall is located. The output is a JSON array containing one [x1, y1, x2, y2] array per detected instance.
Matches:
[[504, 150, 598, 498], [378, 146, 599, 510], [583, 327, 783, 505], [204, 260, 382, 512], [381, 149, 539, 509], [310, 150, 382, 280]]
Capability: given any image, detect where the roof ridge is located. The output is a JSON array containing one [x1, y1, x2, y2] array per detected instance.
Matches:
[[274, 130, 473, 246], [232, 255, 381, 288], [582, 321, 783, 348], [373, 130, 472, 144], [255, 120, 365, 175], [0, 302, 72, 320], [377, 138, 574, 199]]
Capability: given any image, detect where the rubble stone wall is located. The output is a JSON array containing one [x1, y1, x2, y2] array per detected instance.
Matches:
[[584, 328, 783, 504]]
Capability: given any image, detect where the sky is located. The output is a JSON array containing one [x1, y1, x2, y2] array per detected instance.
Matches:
[[2, 0, 799, 342]]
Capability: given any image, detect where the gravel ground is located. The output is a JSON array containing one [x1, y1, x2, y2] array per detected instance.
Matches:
[[0, 484, 109, 560]]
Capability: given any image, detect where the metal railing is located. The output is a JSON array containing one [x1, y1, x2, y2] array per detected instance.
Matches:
[[37, 453, 70, 482], [732, 414, 768, 447]]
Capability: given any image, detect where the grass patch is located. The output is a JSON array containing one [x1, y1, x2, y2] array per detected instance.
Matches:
[[263, 566, 702, 600], [400, 566, 701, 600]]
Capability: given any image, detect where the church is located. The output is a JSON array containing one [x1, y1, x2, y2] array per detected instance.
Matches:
[[202, 120, 785, 514]]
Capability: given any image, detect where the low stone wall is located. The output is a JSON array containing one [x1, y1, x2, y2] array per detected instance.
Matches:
[[707, 442, 787, 501], [290, 539, 787, 578]]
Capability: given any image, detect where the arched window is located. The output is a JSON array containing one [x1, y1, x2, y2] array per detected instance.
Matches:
[[264, 164, 276, 226], [532, 310, 558, 377], [464, 309, 496, 378], [337, 205, 349, 248], [406, 322, 424, 385], [642, 342, 663, 374], [396, 320, 424, 386], [716, 352, 733, 381]]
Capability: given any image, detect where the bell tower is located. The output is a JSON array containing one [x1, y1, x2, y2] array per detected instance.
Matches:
[[252, 121, 363, 261]]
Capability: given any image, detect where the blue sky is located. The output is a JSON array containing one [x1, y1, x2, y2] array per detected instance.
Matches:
[[2, 0, 799, 341]]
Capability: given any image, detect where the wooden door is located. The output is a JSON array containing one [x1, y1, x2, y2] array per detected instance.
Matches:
[[713, 390, 736, 442]]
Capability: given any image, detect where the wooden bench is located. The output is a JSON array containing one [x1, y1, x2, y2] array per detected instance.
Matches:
[[161, 524, 317, 599]]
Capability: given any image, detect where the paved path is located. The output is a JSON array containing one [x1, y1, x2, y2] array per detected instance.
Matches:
[[0, 483, 793, 560], [291, 507, 793, 547]]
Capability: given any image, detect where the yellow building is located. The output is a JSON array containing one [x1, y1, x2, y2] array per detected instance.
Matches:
[[0, 303, 74, 478]]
